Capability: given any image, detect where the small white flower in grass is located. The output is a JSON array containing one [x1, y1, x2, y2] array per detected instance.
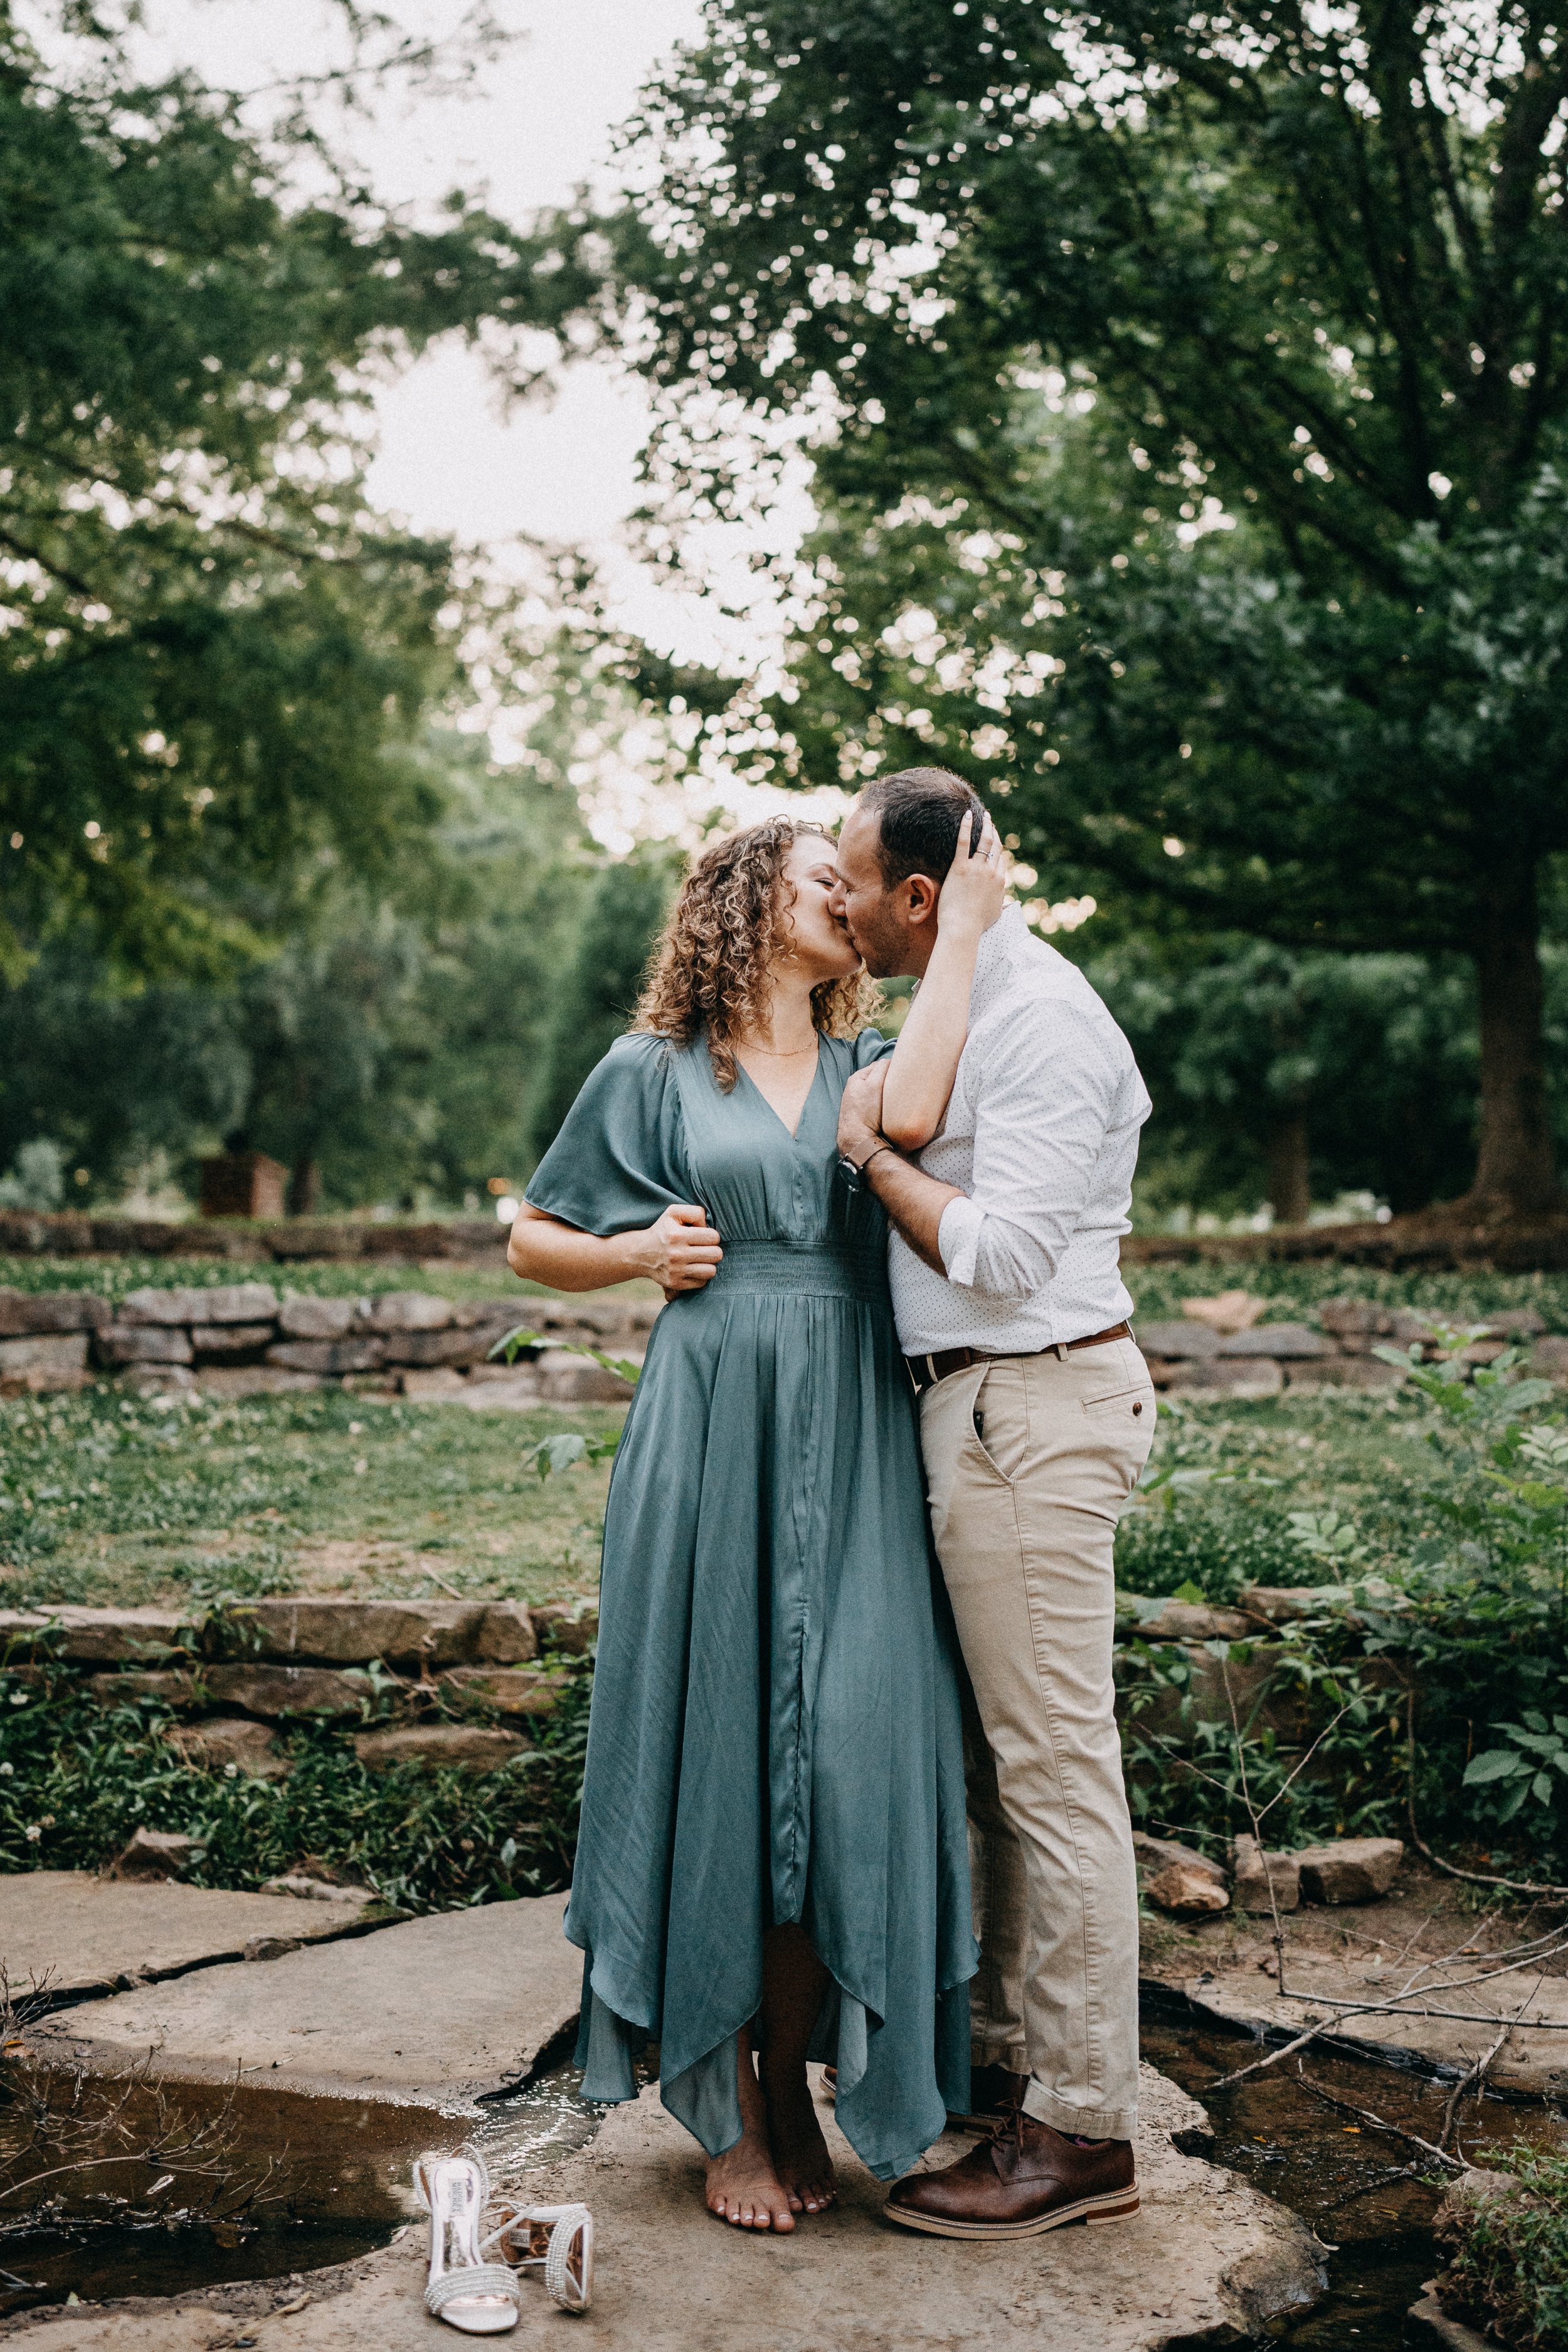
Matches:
[[24, 1825, 40, 1842], [225, 1762, 238, 1778], [352, 1458, 368, 1477], [0, 1762, 13, 1775]]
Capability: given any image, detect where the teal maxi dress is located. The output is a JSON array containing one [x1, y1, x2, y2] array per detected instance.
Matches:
[[524, 1027, 977, 2183]]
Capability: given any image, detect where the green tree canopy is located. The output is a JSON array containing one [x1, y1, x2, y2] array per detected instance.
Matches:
[[602, 0, 1568, 1215], [527, 852, 678, 1162], [0, 3, 602, 979]]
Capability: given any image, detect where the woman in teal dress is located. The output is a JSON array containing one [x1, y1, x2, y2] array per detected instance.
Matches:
[[508, 815, 1004, 2231]]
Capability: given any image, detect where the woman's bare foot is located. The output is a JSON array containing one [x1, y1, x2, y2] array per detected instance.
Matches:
[[705, 2026, 797, 2230], [761, 2060, 837, 2215], [705, 2125, 797, 2231]]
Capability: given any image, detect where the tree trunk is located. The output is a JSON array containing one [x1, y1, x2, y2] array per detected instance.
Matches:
[[1466, 871, 1562, 1216], [1265, 1112, 1311, 1227], [287, 1156, 320, 1217]]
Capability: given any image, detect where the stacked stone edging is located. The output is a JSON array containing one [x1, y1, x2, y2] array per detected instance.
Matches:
[[2, 1596, 598, 1776], [0, 1210, 504, 1261], [0, 1283, 655, 1401], [1138, 1301, 1562, 1400]]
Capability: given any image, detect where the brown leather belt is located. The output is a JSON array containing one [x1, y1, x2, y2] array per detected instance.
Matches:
[[905, 1322, 1134, 1397]]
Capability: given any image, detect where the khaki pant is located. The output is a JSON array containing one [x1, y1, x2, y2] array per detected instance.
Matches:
[[919, 1337, 1156, 2142]]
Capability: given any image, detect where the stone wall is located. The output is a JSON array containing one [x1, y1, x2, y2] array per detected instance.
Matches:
[[3, 1596, 598, 1777], [0, 1285, 653, 1402], [1139, 1301, 1564, 1400]]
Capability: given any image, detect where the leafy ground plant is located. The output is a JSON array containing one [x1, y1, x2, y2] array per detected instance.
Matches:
[[0, 1657, 593, 1914], [1438, 2147, 1568, 2352]]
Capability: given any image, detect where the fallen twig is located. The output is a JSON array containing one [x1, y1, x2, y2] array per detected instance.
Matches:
[[1439, 2020, 1513, 2155], [1207, 2019, 1328, 2092], [1295, 2069, 1462, 2172]]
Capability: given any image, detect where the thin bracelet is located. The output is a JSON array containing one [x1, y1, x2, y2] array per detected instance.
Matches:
[[857, 1142, 898, 1179]]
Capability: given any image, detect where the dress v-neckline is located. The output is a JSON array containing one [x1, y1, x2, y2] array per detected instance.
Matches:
[[733, 1042, 824, 1142]]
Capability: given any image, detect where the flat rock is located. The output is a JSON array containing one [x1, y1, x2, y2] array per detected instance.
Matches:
[[1218, 1323, 1326, 1359], [1132, 1832, 1226, 1884], [535, 1348, 640, 1401], [162, 1717, 288, 1777], [220, 1596, 537, 1666], [60, 2064, 1322, 2351], [265, 1338, 383, 1374], [120, 1283, 279, 1327], [1318, 1299, 1392, 1336], [198, 1365, 324, 1397], [352, 1724, 526, 1770], [1186, 1960, 1568, 2098], [0, 1606, 189, 1662], [1231, 1835, 1301, 1914], [202, 1663, 373, 1717], [1165, 1357, 1285, 1400], [439, 1666, 559, 1715], [0, 1287, 107, 1335], [34, 1894, 578, 2106], [376, 1327, 492, 1367], [1238, 1583, 1357, 1623], [366, 1291, 453, 1333], [1146, 1863, 1230, 1917], [1118, 1596, 1253, 1643], [277, 1295, 363, 1338], [0, 1871, 376, 2000], [1135, 1320, 1221, 1360], [1179, 1291, 1266, 1334], [1286, 1355, 1407, 1390], [1295, 1836, 1404, 1904], [0, 1333, 89, 1373], [98, 1326, 193, 1365], [531, 1599, 598, 1655]]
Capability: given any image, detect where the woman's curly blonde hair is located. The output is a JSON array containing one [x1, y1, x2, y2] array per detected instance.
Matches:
[[632, 817, 882, 1089]]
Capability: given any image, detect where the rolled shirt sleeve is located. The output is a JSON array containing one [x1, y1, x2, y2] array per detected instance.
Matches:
[[935, 1002, 1117, 1302]]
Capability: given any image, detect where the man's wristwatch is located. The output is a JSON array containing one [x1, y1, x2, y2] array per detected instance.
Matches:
[[837, 1142, 896, 1194]]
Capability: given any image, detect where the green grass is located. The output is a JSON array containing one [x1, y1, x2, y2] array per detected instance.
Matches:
[[0, 1385, 620, 1611]]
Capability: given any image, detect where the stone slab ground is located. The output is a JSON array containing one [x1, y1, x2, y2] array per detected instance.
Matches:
[[1139, 1851, 1568, 2097], [0, 1874, 378, 2002], [1184, 1956, 1568, 2098], [32, 1894, 580, 2107], [1, 2065, 1326, 2351]]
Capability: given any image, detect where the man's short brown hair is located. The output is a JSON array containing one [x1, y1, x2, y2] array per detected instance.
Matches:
[[857, 766, 987, 890]]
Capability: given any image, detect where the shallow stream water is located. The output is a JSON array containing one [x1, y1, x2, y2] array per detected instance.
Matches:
[[4, 2015, 1564, 2336]]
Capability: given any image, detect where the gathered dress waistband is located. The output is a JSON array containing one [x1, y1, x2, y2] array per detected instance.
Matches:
[[696, 1237, 888, 1306]]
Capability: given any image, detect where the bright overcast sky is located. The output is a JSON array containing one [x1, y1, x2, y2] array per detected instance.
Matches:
[[114, 0, 706, 549], [29, 0, 849, 840]]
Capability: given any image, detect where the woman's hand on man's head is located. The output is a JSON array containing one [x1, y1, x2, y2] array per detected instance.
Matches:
[[936, 810, 1007, 942]]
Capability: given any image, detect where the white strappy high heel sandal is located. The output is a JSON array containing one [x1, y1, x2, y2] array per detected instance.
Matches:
[[485, 2199, 595, 2313], [413, 2148, 521, 2336]]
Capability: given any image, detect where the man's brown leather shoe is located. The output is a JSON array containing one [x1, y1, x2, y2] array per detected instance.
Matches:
[[946, 2063, 1027, 2133], [885, 2111, 1138, 2239]]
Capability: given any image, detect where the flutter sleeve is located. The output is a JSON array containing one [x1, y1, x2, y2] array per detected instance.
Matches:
[[853, 1026, 898, 1069], [524, 1034, 692, 1236]]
